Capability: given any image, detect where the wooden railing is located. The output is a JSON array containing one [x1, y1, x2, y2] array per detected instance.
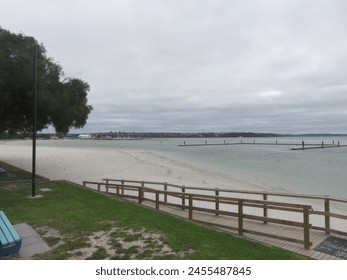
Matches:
[[99, 179, 347, 236], [81, 179, 347, 249]]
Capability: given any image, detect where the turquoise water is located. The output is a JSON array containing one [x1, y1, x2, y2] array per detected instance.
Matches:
[[33, 137, 347, 197]]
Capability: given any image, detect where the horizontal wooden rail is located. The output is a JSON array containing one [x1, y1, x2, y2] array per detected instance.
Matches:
[[102, 178, 347, 203], [83, 180, 318, 249], [101, 178, 347, 237]]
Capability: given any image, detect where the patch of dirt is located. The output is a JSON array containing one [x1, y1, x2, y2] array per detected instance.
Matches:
[[36, 226, 65, 248], [36, 225, 194, 260]]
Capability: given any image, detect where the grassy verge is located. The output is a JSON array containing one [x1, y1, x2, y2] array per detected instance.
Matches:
[[0, 177, 308, 260], [0, 160, 44, 182]]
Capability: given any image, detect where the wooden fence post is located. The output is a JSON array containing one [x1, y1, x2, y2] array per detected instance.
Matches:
[[164, 183, 168, 203], [182, 187, 186, 210], [97, 183, 100, 191], [104, 179, 109, 193], [215, 190, 220, 216], [189, 194, 193, 220], [303, 206, 311, 249], [156, 191, 160, 210], [141, 182, 145, 203], [263, 194, 268, 224], [238, 199, 244, 236], [324, 199, 331, 234], [121, 180, 125, 195], [83, 181, 86, 187], [138, 188, 143, 204]]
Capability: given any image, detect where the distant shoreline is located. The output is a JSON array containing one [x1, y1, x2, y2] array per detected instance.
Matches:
[[2, 131, 347, 141]]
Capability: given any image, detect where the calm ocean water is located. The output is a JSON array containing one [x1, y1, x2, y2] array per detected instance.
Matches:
[[33, 136, 347, 198]]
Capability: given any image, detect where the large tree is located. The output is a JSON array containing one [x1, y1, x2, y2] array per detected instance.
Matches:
[[0, 27, 93, 135]]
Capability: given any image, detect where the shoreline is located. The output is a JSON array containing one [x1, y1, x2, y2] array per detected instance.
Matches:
[[1, 141, 347, 232], [2, 138, 346, 197], [0, 141, 274, 192], [1, 140, 346, 199]]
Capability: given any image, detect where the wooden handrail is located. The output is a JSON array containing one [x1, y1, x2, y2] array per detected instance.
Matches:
[[100, 178, 347, 239], [102, 178, 347, 203], [83, 179, 319, 249]]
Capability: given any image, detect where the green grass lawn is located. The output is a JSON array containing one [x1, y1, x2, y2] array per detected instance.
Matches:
[[0, 176, 308, 260]]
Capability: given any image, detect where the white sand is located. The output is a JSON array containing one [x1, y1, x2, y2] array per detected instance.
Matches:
[[0, 141, 271, 190], [1, 140, 347, 232]]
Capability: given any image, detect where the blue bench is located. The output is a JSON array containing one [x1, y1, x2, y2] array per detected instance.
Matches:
[[0, 167, 7, 177], [0, 211, 22, 257]]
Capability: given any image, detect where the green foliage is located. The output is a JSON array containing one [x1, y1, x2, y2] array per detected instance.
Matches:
[[0, 27, 93, 134]]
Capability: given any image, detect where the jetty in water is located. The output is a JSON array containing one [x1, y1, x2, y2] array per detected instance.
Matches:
[[178, 140, 347, 151]]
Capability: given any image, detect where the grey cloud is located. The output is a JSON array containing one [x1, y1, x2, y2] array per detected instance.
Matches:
[[1, 0, 346, 133]]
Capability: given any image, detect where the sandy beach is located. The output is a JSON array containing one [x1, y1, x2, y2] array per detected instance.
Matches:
[[1, 140, 347, 232], [0, 141, 273, 191]]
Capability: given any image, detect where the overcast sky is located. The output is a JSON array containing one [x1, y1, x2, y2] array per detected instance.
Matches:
[[1, 0, 347, 133]]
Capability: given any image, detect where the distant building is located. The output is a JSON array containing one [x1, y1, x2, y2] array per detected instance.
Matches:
[[78, 134, 92, 139]]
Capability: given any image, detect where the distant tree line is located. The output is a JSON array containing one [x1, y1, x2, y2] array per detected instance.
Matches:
[[89, 131, 281, 139], [0, 27, 93, 138], [88, 132, 347, 139], [33, 132, 346, 140]]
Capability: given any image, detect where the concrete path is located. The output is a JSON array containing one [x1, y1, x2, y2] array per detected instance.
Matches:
[[12, 223, 50, 259]]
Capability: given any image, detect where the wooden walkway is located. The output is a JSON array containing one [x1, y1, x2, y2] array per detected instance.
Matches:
[[83, 179, 347, 260], [140, 200, 339, 260]]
